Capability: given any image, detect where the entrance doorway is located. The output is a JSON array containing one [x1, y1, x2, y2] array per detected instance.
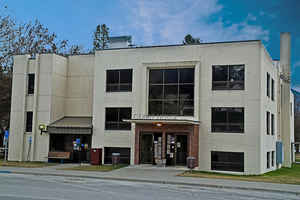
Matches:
[[139, 132, 188, 166], [166, 134, 188, 166], [140, 132, 162, 164]]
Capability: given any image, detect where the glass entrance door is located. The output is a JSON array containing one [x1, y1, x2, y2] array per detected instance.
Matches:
[[176, 135, 188, 165], [166, 134, 188, 166], [140, 133, 153, 164]]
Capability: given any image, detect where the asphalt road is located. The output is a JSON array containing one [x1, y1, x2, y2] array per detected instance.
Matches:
[[0, 173, 298, 200]]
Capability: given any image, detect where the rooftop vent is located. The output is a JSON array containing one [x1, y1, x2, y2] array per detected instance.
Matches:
[[108, 36, 132, 49]]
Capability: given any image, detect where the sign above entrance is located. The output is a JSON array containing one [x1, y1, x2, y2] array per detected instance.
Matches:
[[124, 114, 201, 125]]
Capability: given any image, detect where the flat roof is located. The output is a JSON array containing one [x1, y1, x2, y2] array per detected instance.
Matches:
[[99, 39, 260, 51]]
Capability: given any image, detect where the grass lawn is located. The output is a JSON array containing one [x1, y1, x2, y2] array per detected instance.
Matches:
[[61, 164, 127, 172], [0, 160, 56, 168], [180, 163, 300, 185]]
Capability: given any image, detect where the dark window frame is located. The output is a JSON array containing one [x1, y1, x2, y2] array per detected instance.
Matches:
[[267, 151, 270, 169], [106, 69, 133, 92], [267, 73, 270, 98], [105, 107, 132, 130], [212, 65, 245, 90], [26, 111, 33, 132], [211, 151, 244, 172], [271, 78, 274, 101], [28, 74, 35, 95], [211, 107, 244, 133], [266, 111, 270, 135], [271, 113, 274, 135], [271, 151, 275, 167], [148, 68, 194, 116]]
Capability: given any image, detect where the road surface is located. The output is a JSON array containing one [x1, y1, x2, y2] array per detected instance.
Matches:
[[0, 173, 298, 200]]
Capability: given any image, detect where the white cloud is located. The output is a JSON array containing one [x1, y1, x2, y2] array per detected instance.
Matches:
[[121, 0, 269, 45]]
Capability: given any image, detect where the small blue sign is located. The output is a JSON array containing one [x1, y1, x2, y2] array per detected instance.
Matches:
[[29, 136, 32, 144], [4, 130, 9, 139], [76, 138, 80, 144]]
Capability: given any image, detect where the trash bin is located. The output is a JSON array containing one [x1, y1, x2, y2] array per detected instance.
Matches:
[[186, 156, 196, 169], [112, 153, 120, 165], [91, 148, 102, 165]]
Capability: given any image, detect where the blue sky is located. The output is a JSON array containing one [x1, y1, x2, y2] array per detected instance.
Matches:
[[1, 0, 299, 89]]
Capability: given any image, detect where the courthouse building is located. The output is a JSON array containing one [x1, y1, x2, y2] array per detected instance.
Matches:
[[8, 33, 295, 174]]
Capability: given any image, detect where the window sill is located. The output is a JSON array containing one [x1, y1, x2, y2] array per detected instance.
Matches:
[[106, 91, 132, 93], [211, 132, 244, 134]]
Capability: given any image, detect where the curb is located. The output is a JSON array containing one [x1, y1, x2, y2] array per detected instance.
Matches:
[[9, 171, 300, 196]]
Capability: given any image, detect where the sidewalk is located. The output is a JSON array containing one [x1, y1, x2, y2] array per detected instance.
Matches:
[[1, 164, 299, 196]]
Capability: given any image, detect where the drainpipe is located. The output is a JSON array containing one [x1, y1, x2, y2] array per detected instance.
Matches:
[[280, 32, 292, 167]]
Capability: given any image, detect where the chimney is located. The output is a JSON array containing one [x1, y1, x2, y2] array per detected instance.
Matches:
[[280, 32, 292, 167], [280, 33, 291, 76]]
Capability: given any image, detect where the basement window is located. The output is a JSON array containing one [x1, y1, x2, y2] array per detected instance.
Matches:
[[211, 151, 244, 172]]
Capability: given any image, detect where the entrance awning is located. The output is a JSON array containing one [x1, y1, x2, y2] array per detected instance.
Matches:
[[48, 117, 92, 135], [124, 118, 200, 125]]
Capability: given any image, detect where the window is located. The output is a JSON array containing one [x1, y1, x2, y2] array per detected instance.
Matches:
[[271, 151, 275, 167], [148, 68, 194, 116], [212, 65, 244, 90], [211, 151, 244, 172], [211, 108, 244, 133], [26, 112, 33, 132], [266, 111, 270, 135], [267, 73, 270, 97], [271, 79, 274, 101], [105, 108, 131, 130], [267, 152, 270, 169], [104, 147, 130, 164], [28, 74, 35, 94], [106, 69, 132, 92], [271, 114, 275, 135]]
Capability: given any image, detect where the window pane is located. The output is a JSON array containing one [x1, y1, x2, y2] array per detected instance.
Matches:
[[164, 85, 178, 99], [228, 108, 243, 123], [105, 122, 119, 130], [212, 108, 227, 123], [164, 69, 178, 84], [106, 84, 119, 92], [106, 108, 118, 122], [179, 100, 194, 116], [163, 100, 178, 115], [120, 69, 132, 84], [120, 84, 132, 91], [179, 68, 194, 83], [149, 101, 162, 115], [212, 66, 228, 81], [119, 108, 132, 121], [179, 85, 194, 100], [28, 74, 35, 94], [119, 123, 131, 130], [149, 85, 163, 99], [149, 69, 163, 84], [26, 112, 33, 132], [107, 70, 119, 84], [229, 65, 244, 89]]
